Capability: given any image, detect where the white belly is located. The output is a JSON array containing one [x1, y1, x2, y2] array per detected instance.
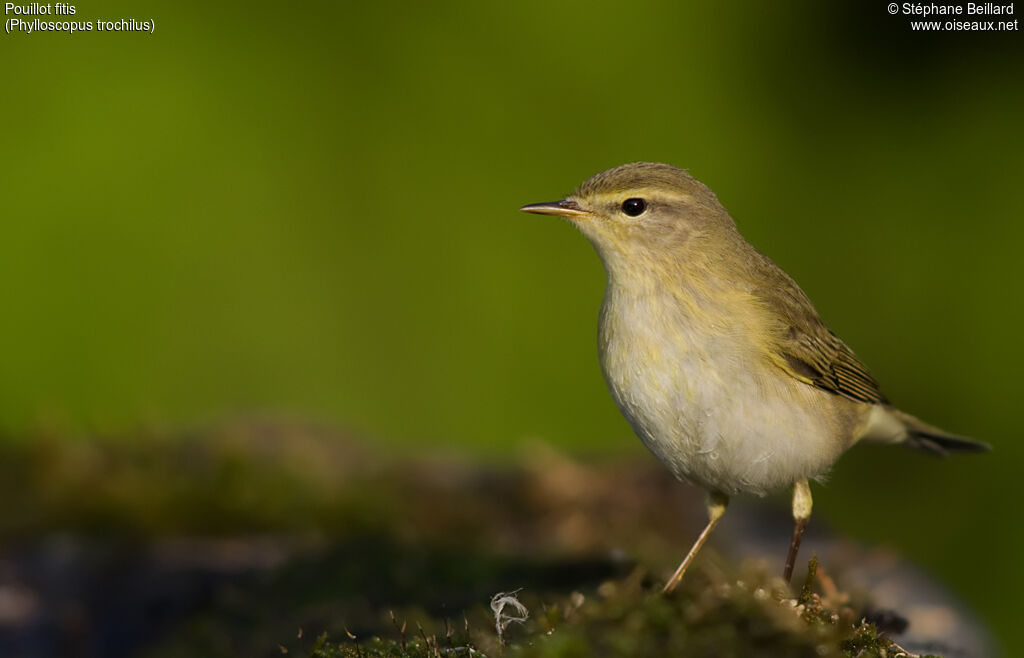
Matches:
[[599, 291, 846, 497]]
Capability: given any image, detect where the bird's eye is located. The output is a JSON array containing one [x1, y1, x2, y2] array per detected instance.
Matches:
[[621, 198, 647, 217]]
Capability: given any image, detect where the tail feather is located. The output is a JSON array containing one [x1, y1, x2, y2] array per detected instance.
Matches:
[[894, 409, 991, 457], [907, 430, 990, 456]]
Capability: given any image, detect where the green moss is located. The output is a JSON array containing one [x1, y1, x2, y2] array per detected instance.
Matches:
[[798, 554, 818, 606], [0, 426, 955, 657], [280, 564, 927, 658]]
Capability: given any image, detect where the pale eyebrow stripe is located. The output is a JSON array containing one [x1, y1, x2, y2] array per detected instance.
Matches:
[[584, 189, 695, 206]]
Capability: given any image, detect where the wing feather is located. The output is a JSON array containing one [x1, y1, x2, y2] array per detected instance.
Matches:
[[746, 251, 887, 405]]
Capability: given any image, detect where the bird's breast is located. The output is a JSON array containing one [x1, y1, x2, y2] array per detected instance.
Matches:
[[597, 282, 849, 496]]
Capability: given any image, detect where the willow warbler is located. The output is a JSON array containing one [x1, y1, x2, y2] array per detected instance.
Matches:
[[521, 162, 988, 593]]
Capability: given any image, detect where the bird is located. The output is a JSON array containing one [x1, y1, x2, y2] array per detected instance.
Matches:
[[520, 162, 988, 593]]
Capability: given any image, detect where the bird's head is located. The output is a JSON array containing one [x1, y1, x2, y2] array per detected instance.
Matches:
[[520, 162, 737, 271]]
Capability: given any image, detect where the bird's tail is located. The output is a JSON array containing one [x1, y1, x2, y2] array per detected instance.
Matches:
[[892, 409, 991, 457]]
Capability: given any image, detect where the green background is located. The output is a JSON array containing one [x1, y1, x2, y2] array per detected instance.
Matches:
[[2, 0, 1021, 651]]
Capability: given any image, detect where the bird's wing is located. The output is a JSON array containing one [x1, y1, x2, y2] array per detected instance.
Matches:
[[776, 324, 888, 405], [748, 253, 888, 406]]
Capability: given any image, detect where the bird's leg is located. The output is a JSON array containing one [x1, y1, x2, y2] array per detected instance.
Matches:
[[783, 478, 813, 583], [662, 491, 728, 594]]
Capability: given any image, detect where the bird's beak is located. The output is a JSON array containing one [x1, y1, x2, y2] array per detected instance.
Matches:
[[519, 199, 589, 218]]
